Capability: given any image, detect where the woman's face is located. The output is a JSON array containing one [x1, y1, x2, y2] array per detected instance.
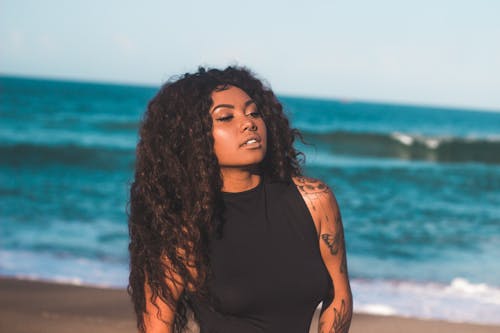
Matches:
[[210, 85, 267, 169]]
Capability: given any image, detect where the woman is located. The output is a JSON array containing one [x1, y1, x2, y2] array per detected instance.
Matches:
[[128, 66, 352, 333]]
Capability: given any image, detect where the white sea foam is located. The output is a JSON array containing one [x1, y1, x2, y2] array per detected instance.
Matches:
[[2, 250, 500, 326], [301, 147, 435, 168], [390, 131, 500, 150], [446, 278, 500, 305], [391, 131, 445, 149], [0, 250, 128, 289], [391, 132, 415, 146], [356, 303, 397, 316], [423, 138, 441, 149], [351, 278, 500, 325]]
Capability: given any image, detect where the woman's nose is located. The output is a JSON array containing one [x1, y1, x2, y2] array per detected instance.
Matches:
[[241, 117, 257, 132]]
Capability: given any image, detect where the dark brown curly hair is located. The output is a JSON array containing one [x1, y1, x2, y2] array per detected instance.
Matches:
[[128, 66, 306, 332]]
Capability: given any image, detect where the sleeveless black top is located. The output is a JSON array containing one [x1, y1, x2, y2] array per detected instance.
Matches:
[[188, 176, 332, 333]]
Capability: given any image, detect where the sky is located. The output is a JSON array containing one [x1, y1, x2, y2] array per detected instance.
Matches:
[[1, 0, 499, 111]]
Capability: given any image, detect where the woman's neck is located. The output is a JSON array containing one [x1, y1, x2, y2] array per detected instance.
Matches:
[[220, 168, 261, 193]]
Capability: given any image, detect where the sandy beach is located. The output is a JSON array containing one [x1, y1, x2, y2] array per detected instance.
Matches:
[[1, 277, 498, 333]]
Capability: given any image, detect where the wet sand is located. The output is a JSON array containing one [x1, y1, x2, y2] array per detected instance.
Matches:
[[1, 277, 498, 333]]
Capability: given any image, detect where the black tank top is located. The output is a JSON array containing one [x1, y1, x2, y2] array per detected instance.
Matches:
[[188, 176, 332, 333]]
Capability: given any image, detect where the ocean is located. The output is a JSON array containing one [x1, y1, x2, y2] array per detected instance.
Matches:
[[1, 76, 499, 325]]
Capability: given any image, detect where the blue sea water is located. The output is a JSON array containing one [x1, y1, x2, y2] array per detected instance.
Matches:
[[1, 76, 500, 325]]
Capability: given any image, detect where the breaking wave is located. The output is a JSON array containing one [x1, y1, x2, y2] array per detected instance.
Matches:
[[302, 130, 500, 164]]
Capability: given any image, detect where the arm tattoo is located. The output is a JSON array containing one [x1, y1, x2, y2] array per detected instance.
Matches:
[[319, 299, 351, 333], [320, 198, 347, 274], [295, 176, 330, 212], [295, 176, 348, 275], [332, 299, 351, 333], [321, 233, 341, 255], [294, 176, 331, 231], [295, 177, 351, 331], [320, 207, 342, 255]]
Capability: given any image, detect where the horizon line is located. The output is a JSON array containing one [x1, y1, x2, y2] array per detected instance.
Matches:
[[1, 72, 499, 114]]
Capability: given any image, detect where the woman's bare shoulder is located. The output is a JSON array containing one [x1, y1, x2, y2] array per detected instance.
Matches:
[[291, 175, 332, 196], [291, 176, 339, 233]]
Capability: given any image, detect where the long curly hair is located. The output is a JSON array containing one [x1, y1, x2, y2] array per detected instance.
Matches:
[[128, 66, 306, 332]]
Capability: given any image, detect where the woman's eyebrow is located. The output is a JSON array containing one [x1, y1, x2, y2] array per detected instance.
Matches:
[[244, 99, 256, 107], [211, 99, 256, 113]]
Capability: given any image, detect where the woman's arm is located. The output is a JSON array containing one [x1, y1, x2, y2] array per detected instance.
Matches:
[[143, 257, 185, 333], [293, 176, 353, 333]]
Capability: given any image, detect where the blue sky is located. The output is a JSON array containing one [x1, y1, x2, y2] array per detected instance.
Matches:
[[1, 0, 499, 111]]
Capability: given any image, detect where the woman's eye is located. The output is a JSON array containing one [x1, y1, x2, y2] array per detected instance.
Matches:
[[217, 115, 233, 122], [249, 111, 262, 118]]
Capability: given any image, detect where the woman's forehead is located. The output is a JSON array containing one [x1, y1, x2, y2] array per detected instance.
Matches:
[[211, 86, 252, 104]]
